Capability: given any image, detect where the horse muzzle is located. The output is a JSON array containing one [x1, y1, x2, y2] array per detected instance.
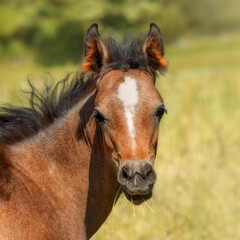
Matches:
[[117, 160, 157, 205]]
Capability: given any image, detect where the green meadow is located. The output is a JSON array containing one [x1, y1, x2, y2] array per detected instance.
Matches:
[[0, 33, 239, 240]]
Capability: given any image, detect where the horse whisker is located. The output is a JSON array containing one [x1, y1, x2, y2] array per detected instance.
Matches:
[[141, 195, 156, 215]]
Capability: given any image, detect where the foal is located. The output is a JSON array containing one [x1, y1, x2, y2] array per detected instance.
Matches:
[[0, 23, 168, 239]]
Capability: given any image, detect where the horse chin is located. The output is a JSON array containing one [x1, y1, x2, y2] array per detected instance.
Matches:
[[124, 191, 152, 206]]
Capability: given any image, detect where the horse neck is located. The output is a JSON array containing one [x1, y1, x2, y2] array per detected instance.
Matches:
[[9, 91, 120, 238]]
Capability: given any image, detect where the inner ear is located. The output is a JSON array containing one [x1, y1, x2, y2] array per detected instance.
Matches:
[[143, 23, 168, 71], [81, 23, 108, 74]]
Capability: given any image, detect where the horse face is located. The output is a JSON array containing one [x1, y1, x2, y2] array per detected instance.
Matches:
[[94, 69, 166, 205], [82, 23, 168, 205]]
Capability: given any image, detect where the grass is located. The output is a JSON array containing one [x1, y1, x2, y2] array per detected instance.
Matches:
[[0, 32, 239, 240]]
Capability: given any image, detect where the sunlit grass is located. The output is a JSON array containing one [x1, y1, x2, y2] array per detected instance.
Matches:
[[0, 33, 239, 240]]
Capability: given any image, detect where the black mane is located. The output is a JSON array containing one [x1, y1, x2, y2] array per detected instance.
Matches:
[[0, 36, 159, 145], [0, 73, 95, 144]]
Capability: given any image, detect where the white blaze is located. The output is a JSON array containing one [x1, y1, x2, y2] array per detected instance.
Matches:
[[117, 76, 139, 142]]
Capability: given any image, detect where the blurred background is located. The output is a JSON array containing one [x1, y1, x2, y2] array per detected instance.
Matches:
[[0, 0, 239, 239]]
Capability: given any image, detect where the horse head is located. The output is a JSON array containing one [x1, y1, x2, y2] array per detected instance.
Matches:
[[82, 23, 168, 205]]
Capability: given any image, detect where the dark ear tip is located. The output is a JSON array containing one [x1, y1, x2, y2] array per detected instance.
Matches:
[[149, 22, 162, 35], [86, 23, 99, 36], [90, 23, 98, 30], [150, 22, 158, 28]]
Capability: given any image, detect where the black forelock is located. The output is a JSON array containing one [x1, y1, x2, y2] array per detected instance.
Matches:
[[101, 37, 157, 78]]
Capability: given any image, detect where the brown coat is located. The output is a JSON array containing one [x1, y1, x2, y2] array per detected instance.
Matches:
[[0, 23, 168, 239]]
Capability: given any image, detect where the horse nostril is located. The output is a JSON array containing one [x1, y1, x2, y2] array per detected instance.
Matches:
[[122, 166, 130, 180], [143, 164, 151, 178], [117, 165, 132, 185], [142, 164, 157, 184]]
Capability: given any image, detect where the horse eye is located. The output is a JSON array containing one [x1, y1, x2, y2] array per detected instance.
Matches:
[[155, 105, 167, 120], [93, 109, 106, 124]]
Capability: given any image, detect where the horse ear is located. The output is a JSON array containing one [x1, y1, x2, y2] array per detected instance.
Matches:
[[81, 23, 107, 74], [143, 23, 168, 71]]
